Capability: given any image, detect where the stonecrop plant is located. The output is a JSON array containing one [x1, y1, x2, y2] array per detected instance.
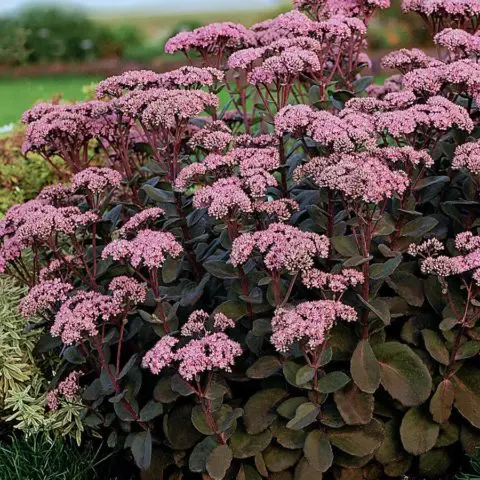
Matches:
[[2, 0, 480, 477]]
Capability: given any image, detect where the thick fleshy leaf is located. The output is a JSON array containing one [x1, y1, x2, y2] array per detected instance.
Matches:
[[429, 379, 454, 424], [374, 342, 432, 406], [277, 397, 309, 420], [400, 407, 439, 455], [190, 437, 218, 472], [246, 356, 282, 379], [331, 236, 359, 257], [164, 404, 202, 450], [139, 400, 163, 422], [295, 365, 316, 386], [369, 256, 402, 281], [422, 329, 449, 365], [131, 430, 152, 470], [328, 419, 385, 457], [317, 371, 351, 393], [451, 365, 480, 428], [244, 389, 288, 434], [334, 384, 374, 425], [274, 423, 307, 450], [263, 445, 302, 473], [350, 340, 380, 394], [295, 457, 321, 480], [206, 445, 233, 480], [229, 427, 272, 459], [386, 272, 424, 307], [375, 419, 405, 465], [303, 430, 333, 473], [286, 402, 320, 430], [400, 216, 438, 237], [419, 449, 451, 478]]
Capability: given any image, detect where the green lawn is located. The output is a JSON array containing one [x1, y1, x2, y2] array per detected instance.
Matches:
[[0, 75, 103, 126]]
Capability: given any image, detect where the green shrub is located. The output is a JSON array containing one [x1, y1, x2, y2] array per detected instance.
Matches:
[[0, 130, 63, 215], [0, 434, 102, 480], [457, 449, 480, 480], [0, 6, 143, 64], [0, 275, 83, 443]]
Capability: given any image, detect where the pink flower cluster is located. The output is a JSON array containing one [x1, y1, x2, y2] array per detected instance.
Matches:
[[375, 96, 474, 138], [0, 200, 97, 271], [302, 268, 364, 293], [271, 300, 357, 352], [71, 167, 122, 195], [254, 199, 299, 221], [403, 60, 480, 102], [46, 371, 82, 411], [181, 310, 236, 337], [275, 104, 375, 152], [118, 208, 165, 237], [165, 22, 256, 55], [141, 90, 219, 130], [189, 121, 233, 152], [293, 0, 390, 21], [248, 47, 322, 85], [434, 28, 480, 58], [96, 70, 164, 98], [412, 233, 480, 278], [20, 279, 73, 318], [295, 152, 409, 204], [102, 229, 183, 270], [381, 48, 442, 73], [408, 238, 445, 257], [402, 0, 480, 22], [158, 66, 224, 89], [52, 291, 120, 345], [193, 177, 254, 219], [452, 141, 480, 174], [108, 276, 147, 306], [231, 223, 329, 274], [142, 310, 241, 381]]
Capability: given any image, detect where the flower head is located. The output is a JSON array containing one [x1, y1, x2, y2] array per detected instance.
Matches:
[[271, 300, 357, 352], [52, 291, 120, 345], [71, 167, 122, 195], [453, 141, 480, 174], [119, 208, 165, 237], [20, 279, 73, 318], [102, 230, 183, 270], [231, 223, 329, 274], [295, 152, 409, 203]]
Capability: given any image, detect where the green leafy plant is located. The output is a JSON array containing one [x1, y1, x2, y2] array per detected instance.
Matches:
[[457, 448, 480, 480], [0, 275, 83, 442]]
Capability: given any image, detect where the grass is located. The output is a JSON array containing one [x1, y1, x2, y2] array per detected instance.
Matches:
[[0, 434, 106, 480], [0, 75, 103, 125]]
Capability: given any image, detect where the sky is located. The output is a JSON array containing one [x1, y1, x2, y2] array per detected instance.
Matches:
[[0, 0, 280, 14]]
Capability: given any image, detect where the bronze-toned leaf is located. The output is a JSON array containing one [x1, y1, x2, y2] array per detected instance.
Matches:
[[263, 445, 302, 473], [244, 389, 288, 434], [328, 419, 384, 457], [429, 379, 454, 424], [334, 384, 374, 425], [229, 427, 272, 459], [422, 329, 449, 365], [452, 365, 480, 428], [206, 444, 233, 480], [350, 339, 380, 394], [303, 430, 333, 473], [374, 342, 432, 406], [399, 407, 439, 455], [246, 356, 282, 379]]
